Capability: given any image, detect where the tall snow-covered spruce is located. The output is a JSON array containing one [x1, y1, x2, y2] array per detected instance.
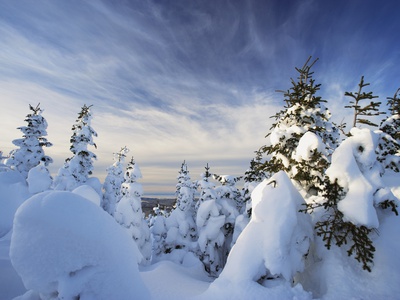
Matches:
[[258, 57, 339, 195], [163, 161, 197, 263], [195, 163, 225, 276], [6, 104, 53, 179], [115, 157, 152, 266], [53, 104, 97, 191], [102, 146, 129, 215]]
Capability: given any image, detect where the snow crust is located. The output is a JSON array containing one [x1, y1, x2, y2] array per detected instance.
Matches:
[[10, 191, 150, 299]]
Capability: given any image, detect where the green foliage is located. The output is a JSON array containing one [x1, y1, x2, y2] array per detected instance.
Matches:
[[387, 88, 400, 116], [258, 57, 338, 195], [345, 76, 385, 128]]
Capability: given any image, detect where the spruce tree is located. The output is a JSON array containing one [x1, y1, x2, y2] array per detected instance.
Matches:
[[163, 161, 197, 262], [377, 88, 400, 172], [115, 157, 152, 265], [303, 128, 399, 272], [53, 104, 97, 190], [259, 57, 338, 194], [6, 104, 52, 178], [196, 164, 225, 276], [102, 146, 129, 215], [344, 76, 385, 128]]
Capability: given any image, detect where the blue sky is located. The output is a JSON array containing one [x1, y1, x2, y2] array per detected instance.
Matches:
[[1, 0, 399, 196]]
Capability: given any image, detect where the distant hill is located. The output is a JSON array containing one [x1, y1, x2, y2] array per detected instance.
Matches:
[[141, 197, 176, 216]]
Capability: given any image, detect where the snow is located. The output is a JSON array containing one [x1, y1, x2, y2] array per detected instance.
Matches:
[[9, 191, 150, 299], [0, 123, 400, 299], [326, 128, 382, 227], [214, 171, 312, 285], [26, 163, 52, 194], [72, 185, 101, 206], [292, 132, 326, 161], [0, 170, 30, 238]]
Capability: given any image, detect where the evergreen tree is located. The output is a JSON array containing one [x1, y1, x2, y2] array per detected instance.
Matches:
[[102, 147, 129, 215], [163, 161, 197, 263], [241, 150, 267, 217], [53, 104, 97, 190], [302, 128, 399, 272], [213, 174, 242, 263], [259, 57, 339, 194], [115, 157, 152, 265], [149, 205, 169, 262], [377, 88, 400, 172], [6, 104, 52, 178], [344, 76, 385, 128], [196, 164, 225, 276]]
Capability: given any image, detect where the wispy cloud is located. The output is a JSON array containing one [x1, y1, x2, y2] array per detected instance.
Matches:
[[1, 0, 399, 194]]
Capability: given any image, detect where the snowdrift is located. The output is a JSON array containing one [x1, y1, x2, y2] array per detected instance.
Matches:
[[10, 190, 150, 300]]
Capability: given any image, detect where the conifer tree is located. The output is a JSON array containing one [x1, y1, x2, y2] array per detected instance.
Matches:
[[6, 104, 52, 178], [377, 88, 400, 172], [344, 76, 385, 128], [259, 57, 339, 194], [115, 157, 152, 265], [213, 174, 242, 263], [303, 128, 399, 272], [242, 150, 267, 217], [102, 147, 129, 215], [163, 161, 197, 262], [53, 104, 97, 190], [196, 164, 225, 276]]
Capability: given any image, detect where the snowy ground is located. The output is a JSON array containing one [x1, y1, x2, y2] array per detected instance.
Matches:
[[0, 233, 212, 300]]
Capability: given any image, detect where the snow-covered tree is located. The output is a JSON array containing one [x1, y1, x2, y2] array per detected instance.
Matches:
[[377, 88, 400, 172], [163, 161, 197, 263], [53, 104, 97, 190], [102, 147, 129, 215], [303, 128, 399, 272], [259, 57, 339, 195], [115, 157, 151, 265], [242, 150, 267, 217], [149, 205, 168, 262], [215, 171, 312, 287], [5, 104, 52, 179], [196, 164, 225, 276], [345, 76, 385, 128], [213, 174, 242, 259]]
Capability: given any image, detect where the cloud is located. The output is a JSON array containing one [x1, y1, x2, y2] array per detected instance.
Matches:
[[1, 0, 399, 195]]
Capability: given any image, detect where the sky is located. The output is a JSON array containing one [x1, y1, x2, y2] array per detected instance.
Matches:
[[0, 0, 399, 196]]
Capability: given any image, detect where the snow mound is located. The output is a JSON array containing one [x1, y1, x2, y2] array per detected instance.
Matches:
[[0, 170, 30, 238], [26, 162, 52, 194], [10, 191, 150, 299], [72, 184, 101, 205], [205, 171, 312, 299]]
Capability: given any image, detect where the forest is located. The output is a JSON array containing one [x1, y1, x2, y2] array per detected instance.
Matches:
[[1, 58, 400, 299]]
